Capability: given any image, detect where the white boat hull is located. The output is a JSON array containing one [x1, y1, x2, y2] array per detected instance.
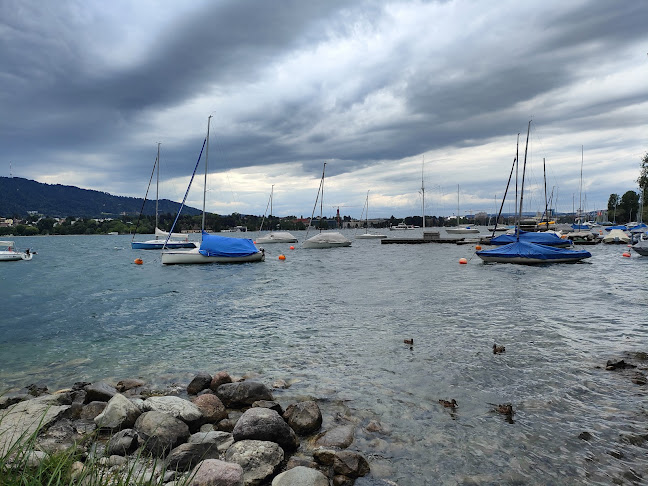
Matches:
[[161, 247, 265, 264], [255, 232, 298, 244], [446, 227, 480, 234], [0, 251, 32, 261], [356, 233, 387, 239]]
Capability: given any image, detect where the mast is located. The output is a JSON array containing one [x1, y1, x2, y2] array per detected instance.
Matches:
[[517, 120, 532, 241], [578, 145, 584, 227], [270, 184, 274, 218], [456, 184, 460, 227], [155, 142, 160, 231], [202, 115, 212, 232], [366, 190, 370, 229], [543, 157, 548, 229], [491, 134, 519, 237], [421, 157, 426, 229], [320, 163, 326, 233]]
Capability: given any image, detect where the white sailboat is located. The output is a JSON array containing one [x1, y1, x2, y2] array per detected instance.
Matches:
[[303, 163, 352, 249], [255, 185, 298, 244], [446, 185, 480, 234], [131, 143, 196, 250], [161, 117, 265, 264], [0, 241, 33, 261], [356, 190, 386, 239]]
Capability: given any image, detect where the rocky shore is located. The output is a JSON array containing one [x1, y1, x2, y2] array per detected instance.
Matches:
[[0, 371, 387, 486]]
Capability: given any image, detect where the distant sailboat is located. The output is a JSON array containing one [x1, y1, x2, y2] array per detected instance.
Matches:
[[356, 190, 386, 239], [256, 185, 298, 244], [161, 117, 265, 264], [131, 143, 196, 250], [446, 185, 479, 234], [303, 163, 352, 249]]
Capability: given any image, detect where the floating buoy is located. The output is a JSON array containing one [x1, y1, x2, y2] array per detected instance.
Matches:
[[459, 258, 468, 264], [622, 252, 631, 258], [278, 254, 286, 260], [289, 246, 295, 250], [134, 258, 143, 265], [475, 245, 482, 250]]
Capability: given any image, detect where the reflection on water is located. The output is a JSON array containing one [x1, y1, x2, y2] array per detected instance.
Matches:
[[1, 231, 647, 485]]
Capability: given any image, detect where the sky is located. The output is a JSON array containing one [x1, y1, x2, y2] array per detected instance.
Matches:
[[2, 0, 647, 220]]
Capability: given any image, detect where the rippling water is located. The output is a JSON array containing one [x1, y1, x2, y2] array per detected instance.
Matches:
[[1, 230, 647, 485]]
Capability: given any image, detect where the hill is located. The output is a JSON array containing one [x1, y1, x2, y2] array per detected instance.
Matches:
[[0, 177, 201, 218]]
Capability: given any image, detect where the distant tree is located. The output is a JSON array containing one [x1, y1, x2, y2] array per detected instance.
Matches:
[[637, 152, 648, 220], [607, 194, 620, 222]]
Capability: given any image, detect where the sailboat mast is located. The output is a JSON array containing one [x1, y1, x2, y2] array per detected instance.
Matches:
[[578, 145, 584, 225], [155, 142, 160, 231], [421, 157, 425, 229], [457, 184, 460, 227], [517, 120, 532, 240], [270, 184, 274, 218], [202, 116, 211, 232], [320, 163, 326, 233], [366, 190, 370, 228], [543, 157, 548, 228]]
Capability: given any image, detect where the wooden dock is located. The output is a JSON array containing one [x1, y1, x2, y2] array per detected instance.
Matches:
[[381, 231, 466, 244]]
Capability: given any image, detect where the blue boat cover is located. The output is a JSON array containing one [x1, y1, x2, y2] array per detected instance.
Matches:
[[628, 223, 647, 232], [199, 231, 259, 257], [477, 241, 591, 261], [571, 223, 590, 230], [490, 230, 569, 246], [605, 225, 628, 231]]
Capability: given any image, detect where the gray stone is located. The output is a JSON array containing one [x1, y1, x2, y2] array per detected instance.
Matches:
[[224, 440, 284, 486], [115, 378, 146, 392], [232, 408, 298, 452], [94, 393, 142, 430], [193, 394, 228, 423], [283, 401, 322, 436], [36, 417, 84, 454], [216, 382, 273, 407], [0, 394, 70, 456], [134, 410, 190, 456], [252, 400, 283, 415], [313, 448, 337, 466], [106, 428, 138, 456], [84, 381, 117, 402], [188, 373, 213, 395], [210, 371, 233, 392], [80, 401, 107, 421], [0, 393, 29, 410], [166, 442, 221, 471], [315, 425, 355, 449], [143, 396, 203, 426], [189, 459, 244, 486], [188, 431, 234, 452], [333, 450, 370, 478], [272, 466, 329, 486]]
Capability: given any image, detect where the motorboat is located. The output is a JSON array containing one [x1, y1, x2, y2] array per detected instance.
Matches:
[[255, 232, 298, 244], [446, 226, 480, 234], [602, 229, 630, 244], [389, 222, 416, 230], [631, 236, 648, 256], [476, 240, 591, 264], [0, 241, 33, 261], [489, 229, 572, 248]]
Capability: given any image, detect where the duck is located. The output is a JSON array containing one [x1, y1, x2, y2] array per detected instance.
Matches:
[[438, 399, 458, 408], [493, 344, 505, 354], [404, 338, 414, 345], [494, 403, 514, 416]]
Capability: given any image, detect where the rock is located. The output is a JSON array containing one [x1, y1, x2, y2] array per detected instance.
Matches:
[[188, 373, 213, 395], [333, 475, 354, 486], [166, 441, 221, 471], [224, 439, 284, 485], [578, 431, 593, 441], [193, 394, 228, 423], [314, 425, 355, 449], [217, 382, 273, 407], [271, 466, 329, 486], [106, 428, 139, 456], [285, 454, 319, 470], [94, 393, 142, 430], [84, 382, 117, 402], [36, 418, 84, 454], [116, 378, 146, 392], [188, 431, 234, 452], [252, 400, 283, 415], [0, 393, 29, 410], [80, 401, 107, 421], [143, 396, 203, 428], [283, 401, 322, 436], [134, 410, 190, 456], [189, 459, 244, 486], [0, 394, 70, 456], [333, 450, 370, 478], [631, 372, 647, 385], [232, 408, 299, 452], [24, 383, 49, 397], [210, 372, 233, 392], [313, 448, 337, 466], [271, 379, 289, 389], [605, 359, 636, 371]]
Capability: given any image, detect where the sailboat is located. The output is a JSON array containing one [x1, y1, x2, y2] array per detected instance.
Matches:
[[303, 163, 352, 249], [131, 143, 197, 250], [446, 185, 479, 234], [255, 185, 298, 244], [161, 117, 265, 264], [476, 121, 592, 264], [356, 190, 386, 239]]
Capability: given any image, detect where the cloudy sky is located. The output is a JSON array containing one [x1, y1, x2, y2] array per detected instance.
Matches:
[[2, 0, 647, 219]]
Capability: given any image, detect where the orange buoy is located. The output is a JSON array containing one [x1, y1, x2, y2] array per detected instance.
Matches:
[[622, 252, 631, 258], [459, 258, 468, 264], [278, 254, 286, 260], [134, 258, 143, 265], [475, 245, 482, 250], [289, 246, 295, 250]]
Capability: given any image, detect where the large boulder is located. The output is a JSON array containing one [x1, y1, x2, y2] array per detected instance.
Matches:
[[210, 372, 233, 392], [271, 466, 329, 486], [106, 428, 139, 456], [188, 431, 234, 452], [134, 411, 190, 456], [216, 382, 273, 407], [314, 424, 354, 449], [188, 373, 213, 395], [283, 401, 322, 436], [84, 382, 117, 402], [332, 450, 370, 478], [225, 439, 284, 486], [94, 393, 141, 430], [193, 394, 228, 423], [166, 442, 221, 472], [189, 459, 244, 486], [142, 396, 203, 428], [232, 408, 298, 452]]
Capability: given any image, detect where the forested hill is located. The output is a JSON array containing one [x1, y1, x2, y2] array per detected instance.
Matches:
[[0, 177, 201, 218]]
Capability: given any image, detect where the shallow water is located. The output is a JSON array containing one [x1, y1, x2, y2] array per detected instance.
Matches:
[[1, 230, 647, 485]]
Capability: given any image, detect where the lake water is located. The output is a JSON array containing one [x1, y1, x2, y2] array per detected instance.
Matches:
[[1, 229, 647, 485]]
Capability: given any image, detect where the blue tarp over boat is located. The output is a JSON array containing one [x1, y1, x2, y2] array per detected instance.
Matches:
[[605, 225, 628, 231], [490, 230, 570, 246], [198, 231, 260, 257], [476, 240, 591, 264]]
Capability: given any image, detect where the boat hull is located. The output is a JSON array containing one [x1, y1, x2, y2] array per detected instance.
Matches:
[[477, 254, 588, 264], [132, 241, 197, 250], [255, 232, 298, 244], [0, 252, 31, 261], [356, 233, 387, 239], [476, 241, 591, 265], [161, 248, 265, 264], [303, 241, 352, 249], [446, 227, 480, 234]]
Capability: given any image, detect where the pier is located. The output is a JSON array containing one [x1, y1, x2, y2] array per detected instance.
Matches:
[[381, 231, 467, 244]]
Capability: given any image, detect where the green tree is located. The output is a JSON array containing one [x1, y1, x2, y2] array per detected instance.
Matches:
[[637, 152, 648, 221], [607, 194, 620, 222], [618, 190, 640, 223]]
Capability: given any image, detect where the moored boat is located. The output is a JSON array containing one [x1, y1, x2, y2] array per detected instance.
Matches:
[[0, 241, 33, 261]]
